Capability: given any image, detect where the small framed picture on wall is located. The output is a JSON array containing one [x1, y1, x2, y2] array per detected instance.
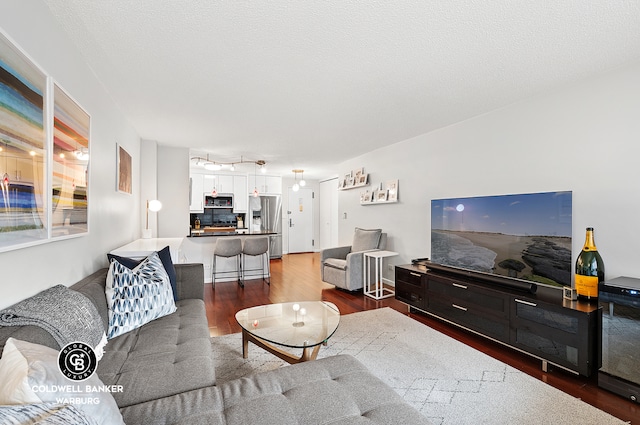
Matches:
[[117, 144, 132, 194]]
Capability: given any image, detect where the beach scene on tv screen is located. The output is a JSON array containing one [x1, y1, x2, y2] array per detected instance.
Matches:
[[431, 191, 572, 287]]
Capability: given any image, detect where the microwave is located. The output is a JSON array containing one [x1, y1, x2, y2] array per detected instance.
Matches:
[[204, 194, 233, 208]]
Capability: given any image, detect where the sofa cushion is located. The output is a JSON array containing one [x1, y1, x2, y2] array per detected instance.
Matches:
[[351, 228, 381, 252], [68, 269, 111, 332], [107, 245, 178, 301], [0, 338, 124, 425], [0, 403, 98, 425], [118, 355, 431, 425], [323, 258, 347, 270], [97, 299, 215, 408], [105, 252, 177, 339]]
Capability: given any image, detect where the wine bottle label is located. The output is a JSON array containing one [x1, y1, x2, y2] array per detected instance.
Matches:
[[575, 275, 598, 298]]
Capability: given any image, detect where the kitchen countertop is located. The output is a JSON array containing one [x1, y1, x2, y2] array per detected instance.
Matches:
[[187, 230, 277, 237], [110, 238, 186, 263]]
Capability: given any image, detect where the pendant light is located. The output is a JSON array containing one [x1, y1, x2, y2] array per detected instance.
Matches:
[[253, 162, 259, 197], [292, 169, 304, 192]]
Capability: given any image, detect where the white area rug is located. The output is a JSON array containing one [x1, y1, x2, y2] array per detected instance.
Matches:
[[211, 307, 625, 425]]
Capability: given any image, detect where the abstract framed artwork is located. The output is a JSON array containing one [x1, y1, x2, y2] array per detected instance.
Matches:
[[51, 81, 90, 238], [0, 30, 49, 251], [117, 144, 132, 194]]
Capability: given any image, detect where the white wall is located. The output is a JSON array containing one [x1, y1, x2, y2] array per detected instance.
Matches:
[[157, 146, 190, 238], [140, 139, 159, 237], [335, 61, 640, 282], [0, 3, 141, 308], [319, 177, 339, 250]]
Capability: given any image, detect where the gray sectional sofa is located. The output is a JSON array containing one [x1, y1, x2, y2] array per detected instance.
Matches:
[[0, 263, 431, 424]]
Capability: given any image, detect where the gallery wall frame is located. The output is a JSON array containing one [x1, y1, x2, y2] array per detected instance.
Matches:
[[116, 144, 132, 194], [338, 167, 369, 190], [0, 28, 91, 252], [360, 179, 399, 205], [51, 81, 90, 239]]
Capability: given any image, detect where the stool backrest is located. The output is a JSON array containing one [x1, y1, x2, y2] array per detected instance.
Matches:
[[243, 237, 269, 256], [214, 238, 242, 257]]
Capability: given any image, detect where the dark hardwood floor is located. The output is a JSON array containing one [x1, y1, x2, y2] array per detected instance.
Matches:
[[205, 253, 639, 423]]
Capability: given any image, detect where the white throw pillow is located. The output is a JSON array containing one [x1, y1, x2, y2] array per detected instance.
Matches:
[[0, 403, 98, 425], [0, 338, 124, 425], [105, 251, 177, 339]]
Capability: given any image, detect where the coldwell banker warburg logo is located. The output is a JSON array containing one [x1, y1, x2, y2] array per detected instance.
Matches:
[[58, 341, 97, 381]]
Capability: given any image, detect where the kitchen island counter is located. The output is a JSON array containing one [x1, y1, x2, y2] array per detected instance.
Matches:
[[187, 230, 277, 237], [183, 232, 280, 284]]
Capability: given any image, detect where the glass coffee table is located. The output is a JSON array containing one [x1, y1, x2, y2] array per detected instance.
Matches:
[[235, 301, 340, 364]]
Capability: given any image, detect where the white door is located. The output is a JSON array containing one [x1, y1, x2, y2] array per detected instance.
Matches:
[[288, 187, 314, 253], [319, 178, 338, 250]]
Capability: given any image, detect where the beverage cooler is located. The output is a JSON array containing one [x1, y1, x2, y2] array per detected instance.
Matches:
[[598, 277, 640, 403]]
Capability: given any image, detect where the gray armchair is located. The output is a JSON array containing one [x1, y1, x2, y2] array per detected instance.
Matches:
[[321, 228, 387, 291]]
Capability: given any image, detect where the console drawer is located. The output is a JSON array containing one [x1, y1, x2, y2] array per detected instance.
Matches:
[[395, 267, 424, 287], [510, 297, 596, 375], [395, 268, 426, 310], [428, 297, 510, 342], [427, 275, 509, 319]]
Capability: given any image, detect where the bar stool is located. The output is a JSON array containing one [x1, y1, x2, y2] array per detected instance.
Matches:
[[212, 238, 243, 288], [242, 237, 270, 285]]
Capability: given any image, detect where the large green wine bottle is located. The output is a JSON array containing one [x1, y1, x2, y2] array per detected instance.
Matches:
[[575, 227, 605, 300]]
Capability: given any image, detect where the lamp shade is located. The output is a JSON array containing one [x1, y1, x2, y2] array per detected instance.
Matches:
[[148, 199, 162, 212]]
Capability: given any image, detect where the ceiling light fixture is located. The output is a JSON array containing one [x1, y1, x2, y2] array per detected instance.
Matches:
[[292, 169, 304, 192], [191, 155, 266, 176], [252, 161, 260, 197], [204, 162, 222, 171], [73, 149, 89, 161]]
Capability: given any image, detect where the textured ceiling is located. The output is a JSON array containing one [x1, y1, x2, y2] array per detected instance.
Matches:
[[43, 1, 640, 179]]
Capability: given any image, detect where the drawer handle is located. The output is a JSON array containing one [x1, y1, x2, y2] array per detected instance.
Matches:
[[515, 299, 537, 307], [410, 272, 421, 277], [452, 283, 467, 290], [452, 304, 468, 312]]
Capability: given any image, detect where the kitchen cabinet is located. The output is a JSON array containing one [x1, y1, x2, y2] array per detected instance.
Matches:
[[189, 174, 204, 212], [203, 174, 234, 194], [249, 174, 282, 194], [233, 175, 248, 212]]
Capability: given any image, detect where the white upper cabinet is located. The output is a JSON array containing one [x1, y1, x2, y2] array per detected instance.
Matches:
[[189, 174, 204, 212], [249, 175, 282, 194], [233, 175, 248, 212], [190, 170, 252, 212], [202, 174, 215, 194], [202, 174, 234, 194]]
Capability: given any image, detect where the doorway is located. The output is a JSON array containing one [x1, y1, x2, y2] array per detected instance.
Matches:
[[287, 187, 314, 253], [319, 178, 338, 250]]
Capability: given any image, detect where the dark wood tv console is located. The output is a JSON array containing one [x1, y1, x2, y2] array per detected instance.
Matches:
[[395, 264, 602, 377]]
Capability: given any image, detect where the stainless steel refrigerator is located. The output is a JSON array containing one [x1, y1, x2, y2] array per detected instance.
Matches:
[[249, 195, 282, 259]]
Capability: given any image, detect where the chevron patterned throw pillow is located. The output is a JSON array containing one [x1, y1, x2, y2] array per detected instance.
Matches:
[[105, 251, 177, 339]]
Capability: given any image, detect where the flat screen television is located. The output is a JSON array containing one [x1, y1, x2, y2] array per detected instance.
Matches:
[[430, 191, 572, 289]]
